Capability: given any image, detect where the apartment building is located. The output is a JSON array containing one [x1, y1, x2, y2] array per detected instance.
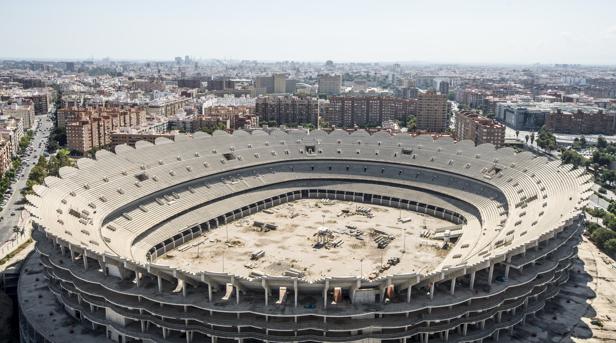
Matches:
[[255, 96, 318, 127], [147, 97, 191, 117], [455, 111, 505, 147], [65, 106, 147, 153], [416, 90, 448, 132], [318, 74, 342, 96], [545, 108, 616, 135], [1, 100, 35, 129], [0, 116, 24, 156], [323, 96, 415, 128], [0, 138, 12, 175]]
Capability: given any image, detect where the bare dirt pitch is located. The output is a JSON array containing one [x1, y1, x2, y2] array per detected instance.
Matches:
[[158, 199, 455, 280]]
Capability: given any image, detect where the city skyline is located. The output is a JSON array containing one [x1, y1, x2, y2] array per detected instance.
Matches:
[[3, 0, 616, 64]]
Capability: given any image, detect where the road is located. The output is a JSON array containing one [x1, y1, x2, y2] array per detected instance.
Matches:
[[0, 114, 54, 245]]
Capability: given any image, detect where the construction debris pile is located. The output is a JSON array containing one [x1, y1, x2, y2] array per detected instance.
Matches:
[[370, 229, 395, 249], [252, 221, 278, 232], [313, 227, 344, 249]]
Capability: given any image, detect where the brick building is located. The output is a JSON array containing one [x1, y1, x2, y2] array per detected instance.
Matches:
[[65, 106, 147, 153], [323, 96, 415, 128], [416, 91, 448, 132], [455, 111, 505, 147], [545, 109, 616, 135], [255, 96, 318, 127]]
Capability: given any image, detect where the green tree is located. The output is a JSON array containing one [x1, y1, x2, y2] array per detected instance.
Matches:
[[591, 227, 616, 248], [406, 116, 417, 131], [561, 149, 587, 168], [598, 136, 608, 149], [604, 238, 616, 255], [536, 126, 557, 152]]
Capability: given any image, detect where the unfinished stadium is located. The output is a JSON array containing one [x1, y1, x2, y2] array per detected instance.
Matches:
[[19, 129, 592, 343]]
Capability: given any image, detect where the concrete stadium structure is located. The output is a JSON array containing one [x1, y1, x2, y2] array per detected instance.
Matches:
[[19, 129, 592, 343]]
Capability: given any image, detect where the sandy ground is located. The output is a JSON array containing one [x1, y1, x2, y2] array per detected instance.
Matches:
[[158, 199, 454, 280], [503, 237, 616, 343]]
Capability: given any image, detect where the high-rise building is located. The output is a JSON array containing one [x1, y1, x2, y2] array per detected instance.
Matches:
[[255, 76, 274, 94], [255, 96, 318, 127], [416, 90, 448, 132], [324, 96, 415, 128], [65, 106, 147, 153], [438, 81, 449, 96], [318, 74, 342, 96], [455, 111, 505, 147], [273, 73, 287, 94]]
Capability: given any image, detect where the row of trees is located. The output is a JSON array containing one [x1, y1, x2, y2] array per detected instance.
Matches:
[[22, 149, 75, 196]]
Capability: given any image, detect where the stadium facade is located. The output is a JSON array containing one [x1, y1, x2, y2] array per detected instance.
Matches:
[[20, 129, 591, 343]]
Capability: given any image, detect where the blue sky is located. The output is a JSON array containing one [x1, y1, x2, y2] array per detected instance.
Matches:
[[2, 0, 616, 64]]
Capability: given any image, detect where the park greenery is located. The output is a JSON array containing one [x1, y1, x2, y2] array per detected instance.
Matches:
[[22, 149, 75, 196]]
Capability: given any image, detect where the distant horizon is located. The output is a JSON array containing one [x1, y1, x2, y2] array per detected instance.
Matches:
[[2, 57, 614, 67], [2, 0, 616, 65]]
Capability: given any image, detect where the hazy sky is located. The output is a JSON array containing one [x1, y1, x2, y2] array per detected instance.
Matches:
[[2, 0, 616, 64]]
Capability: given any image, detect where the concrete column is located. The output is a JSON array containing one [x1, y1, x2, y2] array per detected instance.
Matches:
[[294, 279, 298, 308], [505, 256, 512, 279], [186, 331, 191, 343], [83, 251, 88, 270], [140, 320, 145, 332], [208, 283, 212, 302], [488, 263, 494, 285], [157, 275, 163, 293], [407, 285, 412, 303], [470, 271, 476, 290], [481, 319, 486, 329], [444, 329, 449, 342], [495, 329, 500, 341], [450, 277, 456, 295], [182, 280, 188, 298], [262, 279, 269, 306], [463, 323, 468, 336], [497, 311, 502, 323], [236, 284, 240, 305], [429, 282, 435, 300], [135, 272, 141, 287], [323, 279, 329, 308]]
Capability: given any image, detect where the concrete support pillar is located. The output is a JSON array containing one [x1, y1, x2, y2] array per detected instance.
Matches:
[[293, 279, 298, 308], [488, 263, 494, 285], [140, 320, 145, 333], [450, 277, 456, 295], [481, 319, 486, 329], [463, 323, 468, 336], [407, 285, 412, 303], [262, 279, 269, 306], [497, 311, 502, 323], [470, 271, 476, 290], [429, 282, 435, 300], [323, 279, 329, 308], [495, 329, 500, 341], [509, 327, 514, 335], [157, 275, 163, 293], [444, 329, 449, 342], [186, 331, 191, 343], [208, 283, 212, 302], [182, 280, 188, 298], [236, 284, 240, 305], [83, 252, 88, 270], [135, 272, 141, 287]]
